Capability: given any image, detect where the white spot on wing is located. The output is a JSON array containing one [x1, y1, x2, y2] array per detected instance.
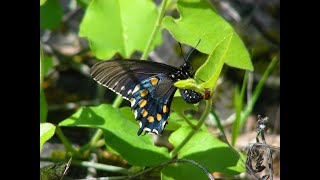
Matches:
[[130, 98, 136, 107], [94, 78, 129, 100], [127, 89, 132, 95], [134, 110, 138, 119], [162, 121, 167, 130], [120, 86, 125, 91], [152, 129, 159, 134], [143, 127, 151, 132], [132, 84, 140, 94]]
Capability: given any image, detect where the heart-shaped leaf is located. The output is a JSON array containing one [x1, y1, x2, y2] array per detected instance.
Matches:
[[165, 126, 246, 176], [163, 0, 253, 71], [40, 123, 56, 152], [59, 104, 170, 166], [79, 0, 162, 59]]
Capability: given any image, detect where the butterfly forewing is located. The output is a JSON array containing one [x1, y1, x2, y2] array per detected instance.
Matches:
[[90, 60, 178, 100]]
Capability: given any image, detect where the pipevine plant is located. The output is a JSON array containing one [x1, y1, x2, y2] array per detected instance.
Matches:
[[40, 0, 278, 179]]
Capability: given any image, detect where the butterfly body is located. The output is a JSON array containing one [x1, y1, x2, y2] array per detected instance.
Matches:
[[90, 59, 204, 135]]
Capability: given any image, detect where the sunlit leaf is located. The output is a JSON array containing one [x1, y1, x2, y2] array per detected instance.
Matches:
[[166, 126, 246, 176], [40, 123, 56, 152], [163, 0, 253, 71], [79, 0, 162, 59], [59, 104, 170, 166]]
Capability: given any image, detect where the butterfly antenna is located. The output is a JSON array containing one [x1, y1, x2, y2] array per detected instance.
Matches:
[[178, 42, 187, 62], [186, 39, 201, 62]]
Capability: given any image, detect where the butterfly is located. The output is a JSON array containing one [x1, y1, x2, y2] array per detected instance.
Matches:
[[90, 40, 209, 135]]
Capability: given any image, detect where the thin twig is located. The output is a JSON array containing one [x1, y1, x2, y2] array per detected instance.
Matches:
[[75, 158, 214, 180]]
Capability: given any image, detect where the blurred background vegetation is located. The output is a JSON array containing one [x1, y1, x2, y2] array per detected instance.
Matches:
[[40, 0, 279, 179]]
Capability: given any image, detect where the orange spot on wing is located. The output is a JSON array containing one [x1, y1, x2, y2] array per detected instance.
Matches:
[[163, 105, 168, 113], [142, 110, 148, 117], [139, 99, 147, 108], [150, 77, 159, 86], [147, 116, 154, 123], [140, 89, 149, 97], [157, 113, 162, 121]]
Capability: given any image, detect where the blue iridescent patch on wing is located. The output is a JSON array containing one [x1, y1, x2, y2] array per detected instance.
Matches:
[[127, 74, 176, 135]]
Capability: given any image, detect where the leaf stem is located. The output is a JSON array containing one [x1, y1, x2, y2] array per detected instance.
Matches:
[[141, 0, 168, 60], [55, 126, 79, 156], [240, 55, 279, 127], [178, 112, 196, 129], [170, 95, 213, 158], [40, 157, 128, 174]]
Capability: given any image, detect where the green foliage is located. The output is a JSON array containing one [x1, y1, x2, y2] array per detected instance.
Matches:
[[196, 33, 233, 90], [59, 104, 170, 166], [76, 0, 91, 8], [232, 72, 248, 145], [40, 89, 48, 123], [167, 126, 245, 175], [38, 0, 279, 178], [43, 56, 53, 76], [40, 42, 47, 123], [163, 0, 253, 71], [171, 97, 197, 114], [174, 78, 205, 94], [40, 0, 63, 30], [40, 123, 56, 152], [40, 0, 47, 6], [79, 0, 162, 59]]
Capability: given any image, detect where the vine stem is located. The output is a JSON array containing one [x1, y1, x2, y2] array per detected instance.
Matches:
[[55, 126, 79, 156], [74, 158, 214, 180], [141, 0, 168, 60], [178, 112, 196, 129], [40, 157, 128, 174], [170, 95, 213, 158]]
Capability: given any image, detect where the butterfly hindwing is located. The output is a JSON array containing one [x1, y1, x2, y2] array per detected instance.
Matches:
[[128, 74, 176, 135]]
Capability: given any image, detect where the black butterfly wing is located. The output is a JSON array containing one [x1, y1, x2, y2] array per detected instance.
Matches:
[[129, 74, 177, 135], [90, 59, 178, 135], [90, 59, 177, 100]]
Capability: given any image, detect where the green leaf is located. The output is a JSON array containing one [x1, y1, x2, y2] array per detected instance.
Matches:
[[40, 0, 63, 30], [171, 97, 197, 114], [163, 0, 253, 71], [79, 0, 162, 59], [59, 104, 170, 166], [162, 162, 209, 180], [40, 0, 47, 6], [76, 0, 91, 8], [196, 33, 232, 90], [43, 56, 54, 76], [174, 78, 205, 94], [165, 112, 199, 131], [40, 123, 56, 152], [40, 89, 48, 123], [167, 126, 245, 175]]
